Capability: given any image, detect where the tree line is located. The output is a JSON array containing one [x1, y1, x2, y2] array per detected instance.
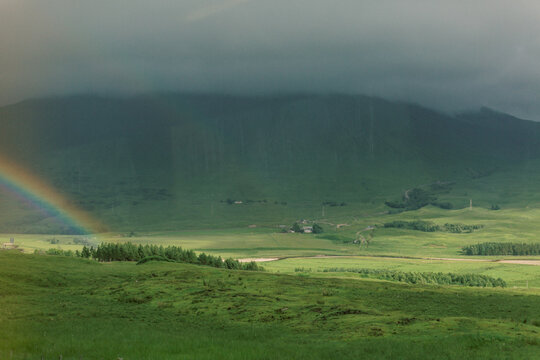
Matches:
[[322, 268, 506, 287], [39, 242, 263, 271], [384, 220, 483, 233], [462, 242, 540, 256]]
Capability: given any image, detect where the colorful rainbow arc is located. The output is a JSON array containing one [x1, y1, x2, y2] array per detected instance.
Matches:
[[0, 154, 104, 235]]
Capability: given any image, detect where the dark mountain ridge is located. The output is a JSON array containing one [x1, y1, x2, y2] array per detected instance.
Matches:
[[0, 94, 538, 232]]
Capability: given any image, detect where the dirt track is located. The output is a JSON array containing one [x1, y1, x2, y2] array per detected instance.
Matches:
[[497, 260, 540, 266], [237, 257, 279, 263], [237, 255, 540, 266]]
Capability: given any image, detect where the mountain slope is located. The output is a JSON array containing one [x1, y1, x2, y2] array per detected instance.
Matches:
[[0, 94, 539, 233]]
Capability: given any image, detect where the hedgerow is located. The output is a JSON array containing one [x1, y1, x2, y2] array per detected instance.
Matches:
[[383, 220, 483, 233], [321, 268, 506, 287], [462, 242, 540, 256]]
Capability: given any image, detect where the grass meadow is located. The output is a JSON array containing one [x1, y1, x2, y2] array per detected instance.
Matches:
[[264, 257, 540, 288], [1, 251, 540, 359], [3, 203, 540, 358], [7, 205, 540, 260]]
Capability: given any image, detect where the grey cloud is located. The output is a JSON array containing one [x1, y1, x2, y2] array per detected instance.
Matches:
[[1, 0, 540, 119]]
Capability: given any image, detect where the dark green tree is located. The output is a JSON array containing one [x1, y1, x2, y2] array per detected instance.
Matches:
[[312, 223, 323, 234], [81, 245, 91, 258]]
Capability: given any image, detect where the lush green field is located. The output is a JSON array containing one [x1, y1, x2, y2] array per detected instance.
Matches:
[[6, 205, 540, 260], [264, 256, 540, 288], [3, 192, 540, 359], [1, 251, 540, 359]]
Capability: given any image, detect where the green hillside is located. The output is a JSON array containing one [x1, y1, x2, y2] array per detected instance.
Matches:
[[1, 94, 539, 233], [2, 251, 539, 359]]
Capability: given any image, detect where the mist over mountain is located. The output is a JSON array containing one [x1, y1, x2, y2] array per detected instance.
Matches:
[[2, 1, 540, 119], [1, 94, 540, 233]]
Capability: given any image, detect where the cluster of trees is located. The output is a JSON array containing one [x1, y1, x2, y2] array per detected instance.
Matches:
[[385, 188, 455, 211], [322, 268, 506, 287], [384, 220, 482, 233], [40, 243, 263, 271], [384, 220, 439, 232], [312, 223, 323, 234], [39, 248, 75, 256], [443, 223, 483, 233], [322, 201, 346, 207], [385, 188, 436, 211], [462, 242, 540, 256]]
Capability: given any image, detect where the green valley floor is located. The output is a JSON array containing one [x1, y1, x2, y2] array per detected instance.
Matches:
[[1, 251, 540, 359]]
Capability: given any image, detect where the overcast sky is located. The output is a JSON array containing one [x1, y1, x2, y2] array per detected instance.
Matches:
[[1, 0, 540, 119]]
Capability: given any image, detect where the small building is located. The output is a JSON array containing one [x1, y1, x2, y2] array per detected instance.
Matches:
[[303, 226, 313, 233], [248, 224, 257, 228], [234, 201, 243, 204]]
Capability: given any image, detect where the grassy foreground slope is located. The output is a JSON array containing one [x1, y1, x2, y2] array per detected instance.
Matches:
[[1, 252, 540, 359]]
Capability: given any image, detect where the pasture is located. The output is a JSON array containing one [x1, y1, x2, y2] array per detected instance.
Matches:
[[1, 251, 540, 359], [3, 186, 540, 358], [264, 256, 540, 289], [7, 205, 540, 260]]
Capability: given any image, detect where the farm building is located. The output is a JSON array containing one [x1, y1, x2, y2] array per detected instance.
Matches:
[[303, 226, 313, 233]]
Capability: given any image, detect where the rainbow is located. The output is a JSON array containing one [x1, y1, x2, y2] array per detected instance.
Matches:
[[0, 154, 104, 235]]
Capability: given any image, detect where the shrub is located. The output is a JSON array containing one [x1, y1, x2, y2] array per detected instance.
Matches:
[[403, 188, 436, 210], [136, 255, 171, 265], [291, 222, 303, 233], [45, 248, 73, 256], [312, 223, 323, 234]]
